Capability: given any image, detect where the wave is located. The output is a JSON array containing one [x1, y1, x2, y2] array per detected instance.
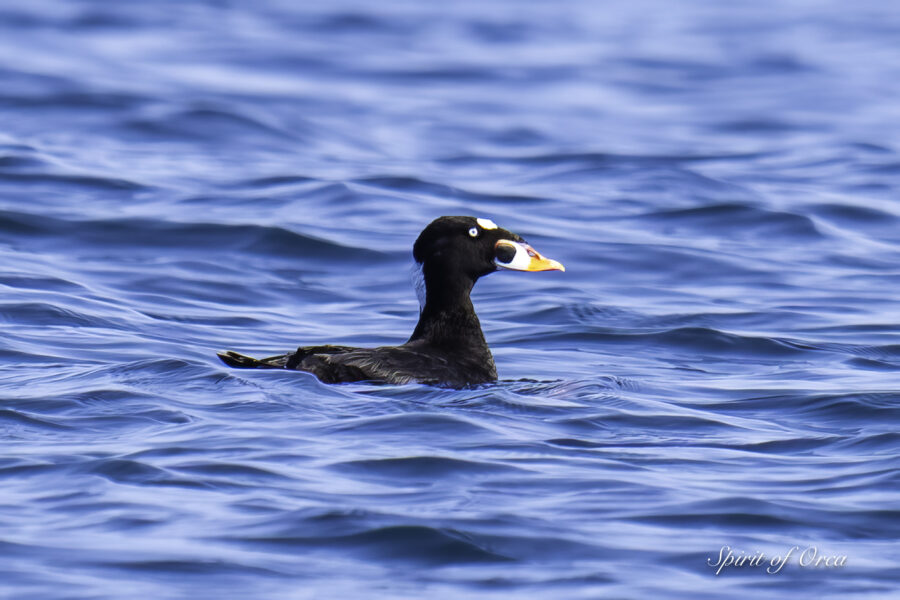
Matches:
[[721, 392, 900, 422], [353, 174, 548, 206], [0, 301, 121, 328], [637, 202, 822, 240], [505, 326, 815, 358], [123, 104, 299, 143], [329, 455, 526, 481], [628, 498, 900, 540], [237, 524, 513, 565], [0, 171, 147, 191], [0, 209, 385, 260]]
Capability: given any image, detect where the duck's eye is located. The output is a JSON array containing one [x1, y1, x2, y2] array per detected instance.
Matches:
[[468, 227, 479, 238]]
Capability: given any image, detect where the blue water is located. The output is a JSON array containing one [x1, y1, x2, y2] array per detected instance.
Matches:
[[2, 0, 899, 597]]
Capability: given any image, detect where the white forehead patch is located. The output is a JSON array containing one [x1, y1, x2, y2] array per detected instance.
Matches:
[[476, 218, 498, 230]]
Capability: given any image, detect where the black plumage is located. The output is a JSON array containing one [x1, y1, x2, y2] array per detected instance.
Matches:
[[218, 216, 564, 388]]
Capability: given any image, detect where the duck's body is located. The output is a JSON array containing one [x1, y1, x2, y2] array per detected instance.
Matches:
[[218, 216, 563, 388], [220, 339, 495, 387]]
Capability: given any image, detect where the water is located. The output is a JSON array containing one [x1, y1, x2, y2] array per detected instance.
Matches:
[[1, 0, 899, 597]]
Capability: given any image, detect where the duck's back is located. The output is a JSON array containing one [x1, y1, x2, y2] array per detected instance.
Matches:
[[286, 340, 497, 387]]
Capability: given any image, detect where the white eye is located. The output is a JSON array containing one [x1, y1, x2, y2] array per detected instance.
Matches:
[[468, 227, 479, 237]]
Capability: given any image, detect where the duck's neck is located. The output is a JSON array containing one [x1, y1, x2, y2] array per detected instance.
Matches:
[[408, 268, 487, 349]]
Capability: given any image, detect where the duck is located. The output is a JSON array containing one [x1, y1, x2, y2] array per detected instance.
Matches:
[[217, 216, 564, 388]]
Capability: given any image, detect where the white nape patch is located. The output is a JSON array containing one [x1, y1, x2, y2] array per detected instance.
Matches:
[[494, 241, 533, 271], [410, 261, 426, 310], [476, 217, 498, 230]]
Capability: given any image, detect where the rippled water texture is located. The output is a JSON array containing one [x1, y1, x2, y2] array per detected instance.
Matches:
[[2, 1, 899, 598]]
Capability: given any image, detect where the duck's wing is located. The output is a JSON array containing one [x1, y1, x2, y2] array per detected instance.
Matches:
[[310, 343, 496, 387], [325, 345, 448, 385]]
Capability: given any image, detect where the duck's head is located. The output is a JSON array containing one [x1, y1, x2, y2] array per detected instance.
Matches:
[[413, 216, 564, 283]]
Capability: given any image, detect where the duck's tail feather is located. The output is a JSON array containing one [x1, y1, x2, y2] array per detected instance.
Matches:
[[217, 350, 289, 369]]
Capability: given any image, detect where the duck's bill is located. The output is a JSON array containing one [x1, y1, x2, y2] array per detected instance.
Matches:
[[494, 240, 565, 272]]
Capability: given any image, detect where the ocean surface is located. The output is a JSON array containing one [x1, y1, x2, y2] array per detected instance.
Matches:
[[1, 1, 899, 598]]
